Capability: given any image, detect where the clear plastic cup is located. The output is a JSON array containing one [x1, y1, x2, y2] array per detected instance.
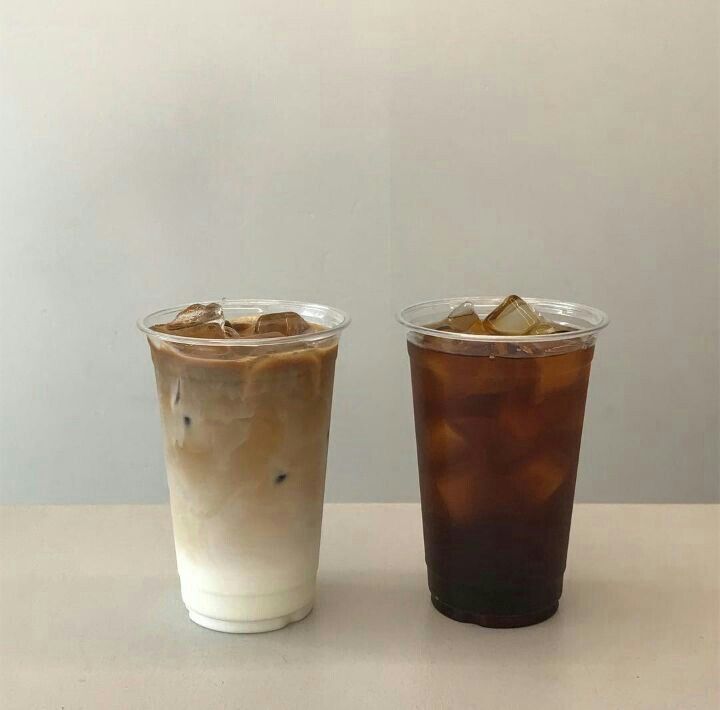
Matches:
[[398, 297, 608, 627], [138, 299, 350, 633]]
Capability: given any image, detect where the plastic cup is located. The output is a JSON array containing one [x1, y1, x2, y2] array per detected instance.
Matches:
[[138, 299, 350, 633], [398, 298, 608, 628]]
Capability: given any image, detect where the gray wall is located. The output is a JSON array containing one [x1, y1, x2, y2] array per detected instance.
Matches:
[[1, 1, 718, 504]]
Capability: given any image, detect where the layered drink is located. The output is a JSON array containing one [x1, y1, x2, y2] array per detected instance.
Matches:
[[139, 300, 349, 632]]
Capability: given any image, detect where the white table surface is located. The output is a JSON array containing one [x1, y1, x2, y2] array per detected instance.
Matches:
[[1, 503, 718, 709]]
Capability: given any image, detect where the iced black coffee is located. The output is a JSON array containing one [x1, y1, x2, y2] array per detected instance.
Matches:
[[399, 296, 608, 628]]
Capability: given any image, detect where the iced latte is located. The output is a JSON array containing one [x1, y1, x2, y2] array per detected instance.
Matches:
[[139, 300, 349, 632]]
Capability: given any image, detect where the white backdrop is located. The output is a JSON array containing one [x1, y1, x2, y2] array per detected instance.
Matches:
[[1, 1, 717, 503]]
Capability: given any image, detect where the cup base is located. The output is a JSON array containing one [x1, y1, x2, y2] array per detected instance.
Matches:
[[431, 595, 558, 628], [188, 602, 313, 634]]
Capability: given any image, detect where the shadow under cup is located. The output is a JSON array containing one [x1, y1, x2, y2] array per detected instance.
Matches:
[[398, 298, 608, 628], [138, 300, 349, 633]]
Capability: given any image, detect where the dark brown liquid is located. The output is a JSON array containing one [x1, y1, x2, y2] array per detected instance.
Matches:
[[408, 339, 594, 627]]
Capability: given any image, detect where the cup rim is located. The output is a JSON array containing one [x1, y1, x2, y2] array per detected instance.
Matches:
[[137, 298, 351, 347], [396, 296, 609, 343]]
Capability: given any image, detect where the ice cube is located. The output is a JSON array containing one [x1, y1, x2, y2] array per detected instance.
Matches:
[[436, 470, 479, 523], [447, 301, 478, 330], [166, 303, 224, 331], [450, 302, 490, 334], [484, 295, 542, 335], [425, 419, 467, 468], [528, 321, 573, 335], [223, 324, 241, 338], [432, 301, 488, 334], [226, 319, 255, 336], [169, 321, 235, 339], [533, 351, 587, 401], [255, 311, 310, 336], [435, 456, 504, 521], [511, 456, 565, 504], [498, 393, 543, 445], [467, 320, 490, 335]]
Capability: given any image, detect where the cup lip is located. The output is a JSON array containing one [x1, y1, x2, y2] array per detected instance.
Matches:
[[396, 296, 609, 343], [137, 298, 351, 347]]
